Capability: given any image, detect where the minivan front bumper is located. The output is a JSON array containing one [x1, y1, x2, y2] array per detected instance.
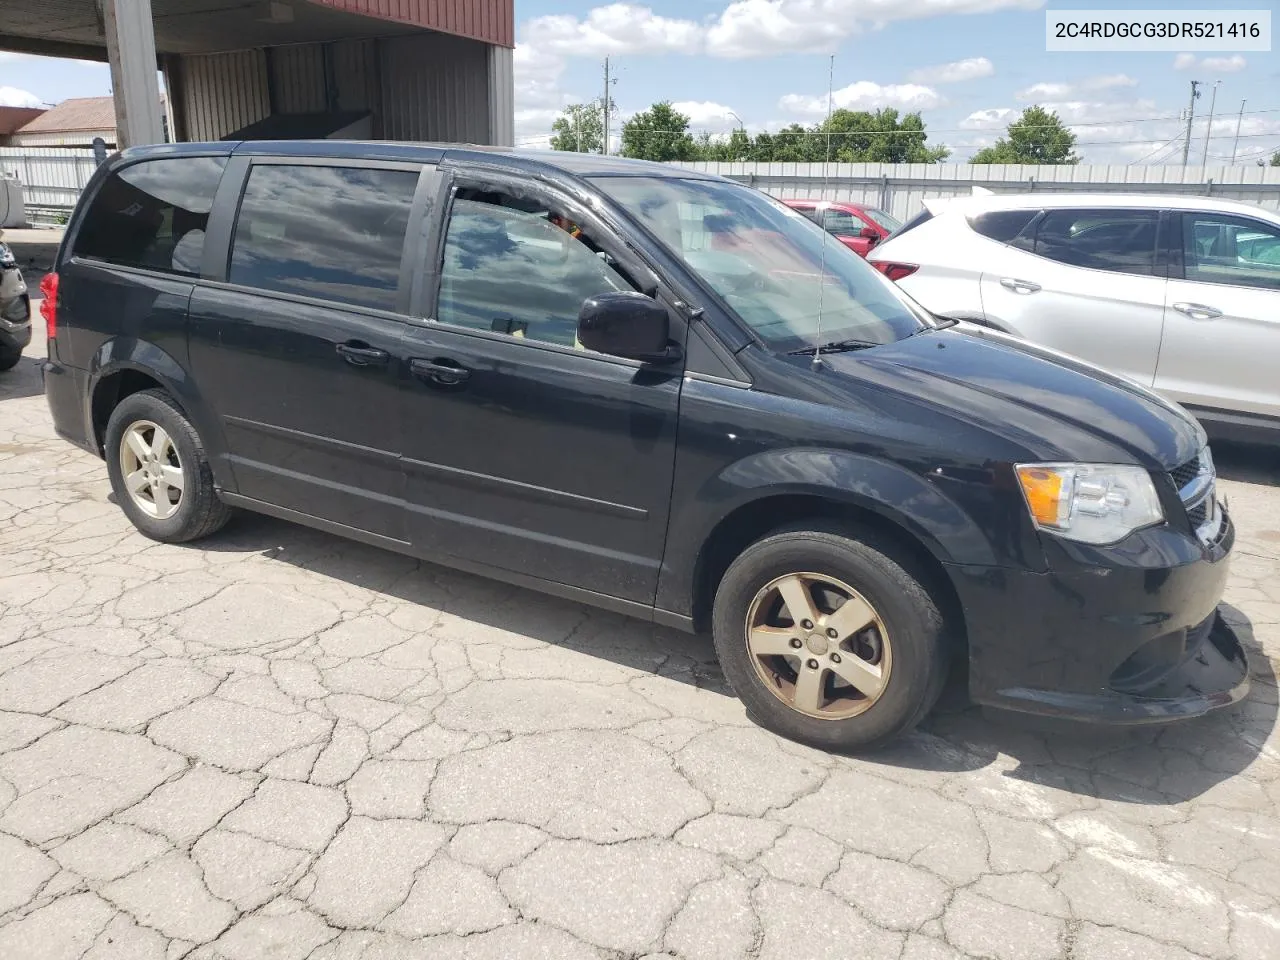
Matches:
[[947, 513, 1249, 723]]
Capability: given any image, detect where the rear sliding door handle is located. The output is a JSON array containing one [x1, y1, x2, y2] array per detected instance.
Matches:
[[1171, 302, 1223, 321], [999, 277, 1041, 295], [336, 342, 390, 366], [410, 357, 471, 385]]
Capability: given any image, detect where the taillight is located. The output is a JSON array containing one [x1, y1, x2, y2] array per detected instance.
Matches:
[[39, 271, 58, 337], [873, 261, 919, 281], [873, 261, 919, 282]]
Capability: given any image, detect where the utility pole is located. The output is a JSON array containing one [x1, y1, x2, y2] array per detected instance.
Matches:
[[1230, 99, 1246, 165], [602, 57, 610, 156], [1181, 79, 1201, 167], [1200, 80, 1220, 167]]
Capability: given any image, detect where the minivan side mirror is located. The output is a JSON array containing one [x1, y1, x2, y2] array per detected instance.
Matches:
[[577, 292, 677, 363], [859, 226, 879, 241]]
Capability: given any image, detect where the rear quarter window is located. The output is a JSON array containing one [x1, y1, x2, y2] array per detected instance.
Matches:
[[968, 209, 1040, 244], [888, 207, 933, 239], [73, 157, 227, 276]]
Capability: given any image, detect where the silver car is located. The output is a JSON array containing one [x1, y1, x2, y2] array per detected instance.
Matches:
[[869, 193, 1280, 442]]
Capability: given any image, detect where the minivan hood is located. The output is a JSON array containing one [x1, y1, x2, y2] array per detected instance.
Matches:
[[820, 328, 1204, 468]]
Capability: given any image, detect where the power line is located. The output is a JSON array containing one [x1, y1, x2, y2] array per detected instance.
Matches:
[[1129, 134, 1186, 165]]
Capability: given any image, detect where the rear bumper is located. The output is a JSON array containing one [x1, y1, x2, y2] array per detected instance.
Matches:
[[0, 305, 30, 352], [42, 358, 98, 455], [948, 512, 1249, 723]]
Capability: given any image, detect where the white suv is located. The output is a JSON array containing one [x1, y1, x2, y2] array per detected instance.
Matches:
[[869, 193, 1280, 441]]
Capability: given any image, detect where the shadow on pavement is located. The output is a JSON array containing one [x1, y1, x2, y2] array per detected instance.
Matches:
[[1214, 440, 1280, 487], [0, 351, 46, 402], [192, 510, 1276, 806]]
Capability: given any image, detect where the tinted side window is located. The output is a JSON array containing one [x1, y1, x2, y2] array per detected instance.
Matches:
[[822, 210, 863, 236], [890, 207, 932, 239], [1182, 214, 1280, 290], [1032, 209, 1159, 276], [229, 164, 419, 310], [74, 157, 226, 275], [969, 209, 1039, 244], [436, 193, 637, 349], [789, 206, 822, 226]]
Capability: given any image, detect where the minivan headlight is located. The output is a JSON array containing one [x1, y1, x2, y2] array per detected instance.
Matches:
[[1014, 463, 1163, 545]]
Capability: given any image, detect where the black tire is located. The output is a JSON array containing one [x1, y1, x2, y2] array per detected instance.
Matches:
[[712, 523, 949, 751], [0, 348, 20, 372], [104, 389, 232, 543]]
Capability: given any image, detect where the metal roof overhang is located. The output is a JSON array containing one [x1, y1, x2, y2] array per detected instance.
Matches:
[[0, 0, 512, 61]]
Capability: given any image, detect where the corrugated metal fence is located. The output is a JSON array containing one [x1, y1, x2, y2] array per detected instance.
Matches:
[[5, 149, 1280, 225], [671, 162, 1280, 219], [0, 147, 99, 222]]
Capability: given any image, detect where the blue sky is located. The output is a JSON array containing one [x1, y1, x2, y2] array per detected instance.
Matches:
[[2, 0, 1277, 163]]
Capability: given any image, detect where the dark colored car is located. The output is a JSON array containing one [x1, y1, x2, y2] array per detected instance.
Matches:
[[782, 199, 901, 257], [41, 141, 1248, 750], [0, 237, 32, 370]]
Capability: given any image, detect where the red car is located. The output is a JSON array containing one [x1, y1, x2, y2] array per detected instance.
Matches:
[[781, 199, 902, 257]]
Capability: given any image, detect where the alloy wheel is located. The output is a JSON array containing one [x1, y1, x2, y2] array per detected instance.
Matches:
[[119, 420, 185, 520], [744, 571, 891, 719]]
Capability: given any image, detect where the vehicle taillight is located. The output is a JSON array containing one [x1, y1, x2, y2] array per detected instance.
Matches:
[[39, 271, 58, 338], [873, 261, 919, 282]]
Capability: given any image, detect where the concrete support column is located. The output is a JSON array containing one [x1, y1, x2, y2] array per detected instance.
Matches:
[[103, 0, 165, 148], [487, 45, 514, 147]]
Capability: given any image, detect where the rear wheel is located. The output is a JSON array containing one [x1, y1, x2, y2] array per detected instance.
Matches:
[[712, 524, 949, 751], [104, 389, 231, 543]]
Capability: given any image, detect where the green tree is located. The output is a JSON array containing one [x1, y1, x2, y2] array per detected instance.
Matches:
[[822, 109, 949, 163], [1270, 150, 1280, 166], [620, 102, 698, 162], [737, 110, 948, 164], [550, 102, 606, 153], [692, 128, 753, 162], [971, 106, 1080, 164]]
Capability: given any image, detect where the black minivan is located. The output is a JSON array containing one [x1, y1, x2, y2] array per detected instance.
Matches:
[[42, 141, 1249, 749]]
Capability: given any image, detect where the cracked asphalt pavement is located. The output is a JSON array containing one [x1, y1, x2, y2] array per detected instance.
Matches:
[[2, 327, 1280, 960]]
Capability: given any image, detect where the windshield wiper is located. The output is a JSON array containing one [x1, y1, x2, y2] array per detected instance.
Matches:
[[787, 338, 880, 355]]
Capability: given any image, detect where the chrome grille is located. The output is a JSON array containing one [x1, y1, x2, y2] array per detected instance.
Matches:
[[1168, 456, 1202, 491], [1174, 446, 1222, 544]]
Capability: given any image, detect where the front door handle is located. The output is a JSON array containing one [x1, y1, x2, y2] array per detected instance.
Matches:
[[410, 357, 471, 385], [1172, 302, 1223, 321], [336, 341, 391, 366], [999, 277, 1041, 295]]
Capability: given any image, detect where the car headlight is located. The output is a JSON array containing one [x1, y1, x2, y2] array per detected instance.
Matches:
[[1014, 463, 1163, 545]]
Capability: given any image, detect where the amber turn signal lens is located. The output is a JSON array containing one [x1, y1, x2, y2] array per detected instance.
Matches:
[[1015, 465, 1067, 529]]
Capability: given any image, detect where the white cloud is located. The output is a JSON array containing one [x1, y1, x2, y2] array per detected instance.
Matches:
[[1016, 74, 1136, 100], [708, 0, 1044, 58], [1202, 55, 1247, 73], [520, 0, 1045, 62], [907, 57, 994, 84], [961, 107, 1016, 129], [672, 100, 743, 132], [0, 86, 43, 108], [780, 80, 943, 117], [513, 44, 570, 111], [1175, 53, 1247, 73], [523, 4, 701, 57]]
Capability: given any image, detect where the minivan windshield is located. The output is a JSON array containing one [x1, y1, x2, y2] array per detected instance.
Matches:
[[590, 176, 927, 352]]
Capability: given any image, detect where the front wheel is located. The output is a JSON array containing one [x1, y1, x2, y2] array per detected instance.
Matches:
[[0, 348, 20, 372], [104, 389, 232, 543], [712, 524, 949, 751]]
